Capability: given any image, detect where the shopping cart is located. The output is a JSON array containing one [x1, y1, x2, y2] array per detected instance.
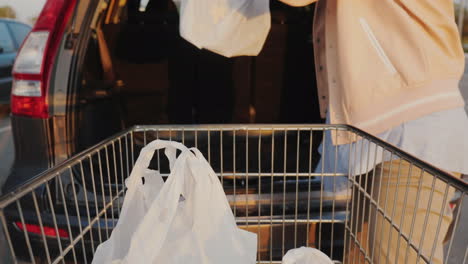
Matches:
[[0, 125, 466, 264]]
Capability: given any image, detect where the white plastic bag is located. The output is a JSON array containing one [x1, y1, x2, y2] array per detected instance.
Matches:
[[173, 0, 270, 57], [92, 140, 257, 264], [282, 247, 333, 264]]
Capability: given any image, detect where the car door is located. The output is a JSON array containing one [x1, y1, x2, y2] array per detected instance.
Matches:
[[0, 21, 17, 102]]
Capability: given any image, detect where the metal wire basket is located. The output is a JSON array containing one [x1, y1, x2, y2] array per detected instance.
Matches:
[[0, 125, 466, 264]]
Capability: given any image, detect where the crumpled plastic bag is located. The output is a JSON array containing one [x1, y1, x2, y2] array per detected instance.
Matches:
[[282, 247, 333, 264], [92, 140, 257, 264], [173, 0, 270, 57]]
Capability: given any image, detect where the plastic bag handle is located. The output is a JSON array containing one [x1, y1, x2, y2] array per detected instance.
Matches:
[[123, 148, 193, 263], [189, 147, 220, 183], [189, 147, 233, 211], [125, 140, 189, 189], [125, 145, 237, 263]]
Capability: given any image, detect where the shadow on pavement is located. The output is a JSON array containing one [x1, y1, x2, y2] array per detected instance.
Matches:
[[0, 104, 13, 195]]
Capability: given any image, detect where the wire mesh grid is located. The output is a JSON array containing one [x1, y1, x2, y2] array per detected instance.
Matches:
[[0, 125, 466, 264]]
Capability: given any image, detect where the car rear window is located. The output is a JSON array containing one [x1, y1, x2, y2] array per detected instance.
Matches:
[[8, 23, 31, 47], [0, 22, 15, 53]]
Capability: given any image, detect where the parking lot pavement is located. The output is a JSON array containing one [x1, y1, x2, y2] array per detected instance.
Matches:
[[0, 104, 13, 195], [0, 104, 13, 263]]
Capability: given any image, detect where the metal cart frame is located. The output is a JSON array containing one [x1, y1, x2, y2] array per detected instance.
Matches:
[[0, 125, 466, 264]]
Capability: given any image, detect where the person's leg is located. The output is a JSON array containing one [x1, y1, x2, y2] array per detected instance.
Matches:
[[370, 160, 457, 264]]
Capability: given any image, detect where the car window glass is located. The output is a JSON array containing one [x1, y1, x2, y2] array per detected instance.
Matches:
[[0, 22, 15, 53], [8, 23, 31, 47]]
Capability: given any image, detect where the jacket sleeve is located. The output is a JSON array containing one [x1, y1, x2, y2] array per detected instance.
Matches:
[[277, 0, 318, 7]]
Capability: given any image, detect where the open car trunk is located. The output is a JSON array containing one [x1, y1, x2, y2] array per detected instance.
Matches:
[[76, 0, 322, 151]]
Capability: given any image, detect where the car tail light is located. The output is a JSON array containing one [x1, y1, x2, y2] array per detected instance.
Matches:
[[15, 222, 69, 239], [11, 0, 77, 118]]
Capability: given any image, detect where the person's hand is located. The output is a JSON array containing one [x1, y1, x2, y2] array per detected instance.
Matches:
[[277, 0, 318, 7]]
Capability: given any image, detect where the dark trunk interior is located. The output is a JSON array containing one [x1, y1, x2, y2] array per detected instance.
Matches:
[[77, 0, 322, 152]]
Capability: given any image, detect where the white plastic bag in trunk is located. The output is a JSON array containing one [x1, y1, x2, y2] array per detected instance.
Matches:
[[173, 0, 270, 57], [92, 140, 257, 263]]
